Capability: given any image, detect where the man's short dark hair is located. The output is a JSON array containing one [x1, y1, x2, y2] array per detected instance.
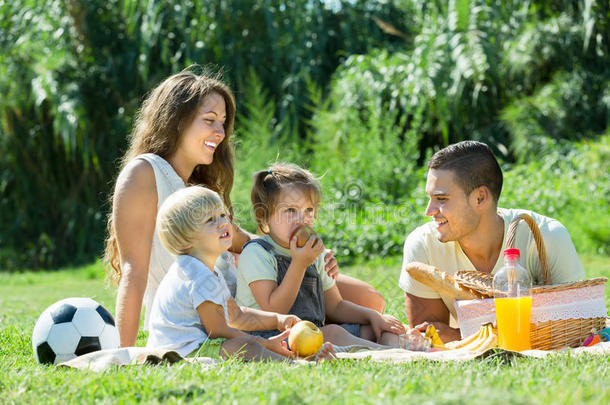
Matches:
[[428, 141, 503, 202]]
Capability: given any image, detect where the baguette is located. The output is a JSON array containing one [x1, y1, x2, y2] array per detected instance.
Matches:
[[404, 262, 480, 300]]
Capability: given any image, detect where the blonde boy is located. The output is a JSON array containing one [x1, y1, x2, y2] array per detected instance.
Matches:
[[146, 186, 334, 361]]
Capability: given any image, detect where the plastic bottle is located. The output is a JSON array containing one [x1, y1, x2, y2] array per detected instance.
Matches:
[[492, 248, 533, 351]]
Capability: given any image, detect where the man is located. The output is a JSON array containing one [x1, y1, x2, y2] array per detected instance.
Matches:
[[399, 141, 584, 342]]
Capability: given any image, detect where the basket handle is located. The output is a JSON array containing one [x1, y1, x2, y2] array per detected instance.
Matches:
[[505, 213, 552, 285]]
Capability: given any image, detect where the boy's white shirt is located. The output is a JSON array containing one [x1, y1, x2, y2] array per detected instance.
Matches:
[[398, 208, 585, 323], [146, 254, 232, 357], [235, 234, 335, 309]]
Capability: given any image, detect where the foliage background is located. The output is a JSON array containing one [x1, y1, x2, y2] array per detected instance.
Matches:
[[1, 0, 608, 270]]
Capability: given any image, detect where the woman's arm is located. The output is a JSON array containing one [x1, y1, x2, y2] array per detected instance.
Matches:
[[325, 285, 405, 339], [113, 160, 158, 347], [320, 248, 385, 314], [324, 285, 374, 324], [229, 223, 255, 253], [334, 274, 386, 314]]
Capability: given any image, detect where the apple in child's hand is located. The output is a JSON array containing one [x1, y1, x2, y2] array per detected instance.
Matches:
[[288, 320, 324, 357], [289, 225, 319, 248]]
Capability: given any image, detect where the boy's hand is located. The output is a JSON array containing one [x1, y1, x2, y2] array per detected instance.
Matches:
[[368, 313, 407, 341], [262, 330, 294, 358], [289, 234, 325, 268], [276, 314, 301, 331], [323, 249, 339, 279]]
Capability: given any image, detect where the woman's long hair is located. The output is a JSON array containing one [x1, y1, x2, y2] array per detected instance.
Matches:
[[103, 67, 236, 285]]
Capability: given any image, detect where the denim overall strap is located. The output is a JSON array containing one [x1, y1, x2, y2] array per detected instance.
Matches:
[[244, 239, 325, 327]]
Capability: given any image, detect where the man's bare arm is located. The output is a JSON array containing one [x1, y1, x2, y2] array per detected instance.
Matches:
[[404, 292, 461, 342]]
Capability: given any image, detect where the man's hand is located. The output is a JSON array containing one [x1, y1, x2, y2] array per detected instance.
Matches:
[[323, 249, 339, 279], [409, 321, 461, 343], [276, 314, 301, 331], [404, 292, 457, 339], [368, 313, 407, 341]]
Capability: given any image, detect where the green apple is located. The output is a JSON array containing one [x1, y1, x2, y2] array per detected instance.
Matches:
[[288, 320, 324, 357]]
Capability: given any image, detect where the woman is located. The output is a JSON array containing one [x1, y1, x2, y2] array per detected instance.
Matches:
[[104, 68, 384, 347]]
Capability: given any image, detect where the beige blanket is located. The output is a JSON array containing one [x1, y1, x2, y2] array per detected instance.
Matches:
[[58, 347, 218, 372], [336, 341, 610, 362], [58, 342, 610, 371]]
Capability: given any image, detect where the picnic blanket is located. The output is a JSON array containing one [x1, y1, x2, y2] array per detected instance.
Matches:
[[57, 347, 219, 372], [335, 341, 610, 363], [58, 342, 610, 372]]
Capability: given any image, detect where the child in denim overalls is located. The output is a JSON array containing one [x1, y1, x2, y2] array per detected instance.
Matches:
[[236, 163, 405, 348]]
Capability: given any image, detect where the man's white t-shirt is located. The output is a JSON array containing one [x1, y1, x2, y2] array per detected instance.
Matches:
[[398, 208, 585, 322], [146, 255, 232, 357]]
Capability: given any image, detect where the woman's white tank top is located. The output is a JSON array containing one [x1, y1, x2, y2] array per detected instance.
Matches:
[[135, 153, 238, 330], [136, 153, 184, 330]]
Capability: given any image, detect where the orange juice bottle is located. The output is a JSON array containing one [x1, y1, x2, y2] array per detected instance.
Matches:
[[493, 248, 533, 351]]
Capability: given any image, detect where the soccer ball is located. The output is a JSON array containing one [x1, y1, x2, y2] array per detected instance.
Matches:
[[32, 297, 120, 365]]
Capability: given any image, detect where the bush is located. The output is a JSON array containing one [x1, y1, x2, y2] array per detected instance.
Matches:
[[501, 135, 610, 255], [1, 0, 609, 269], [231, 71, 298, 231], [0, 0, 408, 270]]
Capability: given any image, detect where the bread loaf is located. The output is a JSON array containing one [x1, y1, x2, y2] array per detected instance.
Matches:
[[403, 262, 481, 300]]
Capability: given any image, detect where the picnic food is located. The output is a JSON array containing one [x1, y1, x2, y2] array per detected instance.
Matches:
[[288, 320, 324, 357], [289, 225, 319, 248], [493, 248, 533, 351], [398, 332, 430, 351], [425, 324, 445, 348], [494, 296, 532, 351], [454, 270, 495, 297], [445, 323, 498, 353], [403, 262, 483, 300]]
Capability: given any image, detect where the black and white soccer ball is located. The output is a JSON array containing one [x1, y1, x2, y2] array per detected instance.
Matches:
[[32, 297, 120, 365]]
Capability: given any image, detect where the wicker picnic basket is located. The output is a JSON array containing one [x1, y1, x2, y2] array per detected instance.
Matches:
[[505, 213, 607, 350]]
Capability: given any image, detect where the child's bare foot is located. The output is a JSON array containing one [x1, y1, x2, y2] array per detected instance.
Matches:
[[308, 342, 336, 362]]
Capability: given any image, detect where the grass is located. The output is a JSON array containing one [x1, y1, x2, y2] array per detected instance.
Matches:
[[0, 255, 609, 404]]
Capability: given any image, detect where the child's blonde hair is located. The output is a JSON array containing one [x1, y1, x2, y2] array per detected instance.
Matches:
[[157, 186, 225, 255], [251, 163, 322, 233]]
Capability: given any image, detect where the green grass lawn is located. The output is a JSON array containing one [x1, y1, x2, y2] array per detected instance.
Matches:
[[1, 255, 608, 404]]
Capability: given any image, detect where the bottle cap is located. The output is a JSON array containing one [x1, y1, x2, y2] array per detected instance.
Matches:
[[503, 248, 520, 257]]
